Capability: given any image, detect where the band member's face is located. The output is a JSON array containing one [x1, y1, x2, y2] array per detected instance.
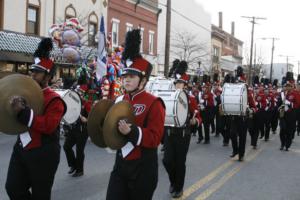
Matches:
[[30, 71, 48, 86], [175, 82, 185, 89], [285, 85, 292, 92], [122, 74, 140, 92]]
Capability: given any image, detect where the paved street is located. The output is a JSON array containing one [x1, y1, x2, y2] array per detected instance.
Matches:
[[1, 131, 300, 200]]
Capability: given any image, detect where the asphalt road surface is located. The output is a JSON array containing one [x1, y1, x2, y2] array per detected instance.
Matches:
[[1, 131, 300, 200]]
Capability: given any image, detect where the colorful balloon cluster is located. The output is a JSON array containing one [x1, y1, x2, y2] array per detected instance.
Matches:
[[48, 18, 83, 63]]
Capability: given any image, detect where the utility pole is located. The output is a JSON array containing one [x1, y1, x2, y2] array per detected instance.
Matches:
[[164, 0, 171, 77], [279, 55, 293, 74], [260, 37, 279, 81], [241, 16, 266, 85]]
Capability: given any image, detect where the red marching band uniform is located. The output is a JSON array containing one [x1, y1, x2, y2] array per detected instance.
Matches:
[[106, 29, 166, 200], [6, 38, 67, 199], [200, 82, 215, 143], [163, 61, 201, 198], [279, 74, 300, 151]]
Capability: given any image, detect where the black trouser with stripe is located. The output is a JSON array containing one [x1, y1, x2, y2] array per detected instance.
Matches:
[[163, 127, 191, 193], [202, 107, 215, 142], [220, 115, 230, 145], [256, 110, 266, 138], [230, 116, 247, 157], [271, 109, 279, 132], [280, 110, 297, 149], [63, 123, 88, 173], [106, 149, 158, 200], [6, 142, 60, 200], [248, 114, 259, 147], [264, 110, 273, 140]]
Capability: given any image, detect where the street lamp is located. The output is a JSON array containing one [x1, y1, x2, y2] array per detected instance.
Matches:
[[259, 37, 279, 81]]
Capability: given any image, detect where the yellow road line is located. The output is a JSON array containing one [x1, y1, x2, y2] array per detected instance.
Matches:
[[181, 160, 234, 199], [195, 149, 262, 200]]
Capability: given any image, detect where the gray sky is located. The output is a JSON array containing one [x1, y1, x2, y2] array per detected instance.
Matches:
[[195, 0, 299, 73]]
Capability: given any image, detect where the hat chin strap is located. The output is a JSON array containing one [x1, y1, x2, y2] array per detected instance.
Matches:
[[128, 77, 145, 95]]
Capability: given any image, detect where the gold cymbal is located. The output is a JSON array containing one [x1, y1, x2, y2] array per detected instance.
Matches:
[[0, 71, 17, 79], [0, 74, 43, 134], [103, 101, 135, 150], [87, 99, 114, 148]]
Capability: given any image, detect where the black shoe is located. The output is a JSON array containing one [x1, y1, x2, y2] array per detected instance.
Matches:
[[259, 135, 264, 139], [72, 171, 83, 177], [285, 148, 289, 151], [169, 185, 175, 194], [215, 134, 220, 137], [223, 143, 229, 146], [197, 138, 203, 144], [68, 167, 76, 174], [230, 152, 238, 158], [297, 132, 300, 136], [265, 138, 269, 142], [172, 190, 183, 198], [280, 146, 284, 151], [203, 140, 210, 144], [238, 156, 244, 162]]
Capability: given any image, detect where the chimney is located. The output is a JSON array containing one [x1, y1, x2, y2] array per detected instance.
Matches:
[[231, 21, 235, 36], [219, 12, 223, 29]]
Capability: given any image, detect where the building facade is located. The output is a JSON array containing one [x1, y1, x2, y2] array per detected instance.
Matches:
[[107, 0, 160, 68], [211, 12, 243, 77], [0, 0, 107, 77]]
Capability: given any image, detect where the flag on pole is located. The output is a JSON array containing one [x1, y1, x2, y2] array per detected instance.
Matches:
[[96, 15, 107, 81]]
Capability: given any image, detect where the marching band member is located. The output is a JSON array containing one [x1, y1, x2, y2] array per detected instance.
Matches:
[[279, 73, 300, 151], [6, 38, 67, 199], [229, 66, 256, 161], [200, 79, 215, 144], [271, 79, 280, 133], [213, 73, 222, 138], [248, 76, 259, 149], [255, 83, 267, 140], [218, 74, 233, 146], [106, 29, 166, 200], [264, 81, 277, 141], [63, 86, 90, 177], [163, 60, 202, 198]]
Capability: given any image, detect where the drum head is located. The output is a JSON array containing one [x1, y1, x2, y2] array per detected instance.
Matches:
[[221, 83, 248, 115], [54, 90, 82, 124], [175, 90, 189, 127]]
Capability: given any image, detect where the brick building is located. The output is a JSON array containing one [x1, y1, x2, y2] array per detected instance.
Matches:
[[107, 0, 161, 66], [211, 12, 243, 77]]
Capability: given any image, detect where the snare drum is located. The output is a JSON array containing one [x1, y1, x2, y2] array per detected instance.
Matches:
[[152, 89, 189, 127], [221, 83, 248, 115], [54, 89, 82, 124]]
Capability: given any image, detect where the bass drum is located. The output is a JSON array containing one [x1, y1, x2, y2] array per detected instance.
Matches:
[[146, 77, 175, 92], [54, 89, 82, 124], [152, 90, 189, 127], [221, 83, 248, 115]]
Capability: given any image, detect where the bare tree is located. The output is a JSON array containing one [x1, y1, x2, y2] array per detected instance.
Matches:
[[170, 30, 210, 73]]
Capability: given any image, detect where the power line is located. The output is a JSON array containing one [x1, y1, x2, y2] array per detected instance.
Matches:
[[147, 0, 211, 33]]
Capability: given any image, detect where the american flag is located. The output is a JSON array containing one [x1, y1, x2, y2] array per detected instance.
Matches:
[[96, 15, 107, 81]]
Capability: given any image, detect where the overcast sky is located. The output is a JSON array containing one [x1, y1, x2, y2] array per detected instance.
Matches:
[[195, 0, 299, 73]]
